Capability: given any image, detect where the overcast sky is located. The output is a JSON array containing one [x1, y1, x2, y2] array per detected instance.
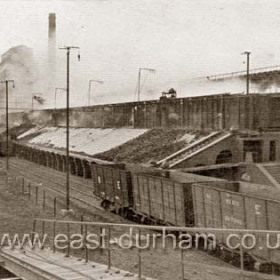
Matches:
[[1, 0, 280, 106]]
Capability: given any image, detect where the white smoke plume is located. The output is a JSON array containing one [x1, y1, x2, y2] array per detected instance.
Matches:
[[0, 45, 38, 114]]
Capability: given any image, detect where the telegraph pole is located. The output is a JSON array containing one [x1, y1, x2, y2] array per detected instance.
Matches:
[[88, 79, 103, 106], [242, 51, 251, 94], [137, 68, 156, 101], [59, 46, 80, 212], [1, 80, 15, 171]]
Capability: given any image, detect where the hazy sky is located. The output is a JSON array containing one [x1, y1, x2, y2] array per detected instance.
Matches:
[[1, 0, 280, 107]]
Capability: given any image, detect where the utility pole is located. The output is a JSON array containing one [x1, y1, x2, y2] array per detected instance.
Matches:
[[242, 51, 251, 94], [59, 46, 80, 212], [137, 68, 156, 101], [1, 80, 15, 171], [54, 88, 66, 109], [88, 79, 103, 106]]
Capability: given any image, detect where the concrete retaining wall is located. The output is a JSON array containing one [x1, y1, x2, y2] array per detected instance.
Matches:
[[3, 93, 279, 131]]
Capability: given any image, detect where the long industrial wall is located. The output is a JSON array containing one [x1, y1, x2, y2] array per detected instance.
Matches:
[[4, 93, 280, 131]]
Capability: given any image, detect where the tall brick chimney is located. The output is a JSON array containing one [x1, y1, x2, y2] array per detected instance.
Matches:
[[48, 13, 56, 95]]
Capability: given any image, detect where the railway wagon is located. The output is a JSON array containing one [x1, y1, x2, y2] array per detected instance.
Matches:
[[131, 171, 237, 226], [91, 163, 133, 212], [192, 182, 280, 265]]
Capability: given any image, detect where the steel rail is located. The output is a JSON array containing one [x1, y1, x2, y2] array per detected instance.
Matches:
[[7, 161, 103, 211]]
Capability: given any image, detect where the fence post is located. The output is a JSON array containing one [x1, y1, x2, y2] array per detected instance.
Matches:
[[43, 190, 46, 212], [138, 228, 142, 279], [53, 221, 56, 253], [28, 182, 31, 198], [35, 186, 38, 205], [100, 227, 104, 252], [41, 221, 45, 250], [66, 223, 70, 257], [107, 227, 111, 270], [181, 243, 184, 280], [53, 197, 57, 217], [80, 215, 84, 235], [84, 225, 88, 263], [240, 234, 244, 280], [31, 219, 37, 244]]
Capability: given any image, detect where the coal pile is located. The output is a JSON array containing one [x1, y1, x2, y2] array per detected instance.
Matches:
[[94, 129, 207, 163]]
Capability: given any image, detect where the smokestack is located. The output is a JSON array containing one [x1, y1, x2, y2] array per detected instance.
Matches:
[[49, 13, 56, 39], [48, 13, 56, 96]]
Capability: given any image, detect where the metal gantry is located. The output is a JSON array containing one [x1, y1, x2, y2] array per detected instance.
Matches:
[[88, 79, 103, 106], [54, 87, 66, 109], [137, 68, 156, 101], [241, 51, 251, 95]]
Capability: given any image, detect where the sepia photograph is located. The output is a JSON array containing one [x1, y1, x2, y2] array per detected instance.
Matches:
[[1, 0, 280, 279]]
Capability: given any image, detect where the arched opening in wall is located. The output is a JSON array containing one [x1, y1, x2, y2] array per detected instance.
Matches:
[[69, 157, 76, 175], [0, 143, 4, 157], [47, 152, 55, 168], [216, 150, 233, 164], [82, 160, 92, 179], [75, 158, 84, 177], [50, 153, 57, 169], [41, 151, 47, 166], [57, 154, 64, 171], [33, 149, 39, 164], [38, 150, 43, 165], [24, 147, 28, 159], [35, 150, 40, 164], [61, 155, 66, 172], [27, 147, 32, 161], [13, 143, 19, 157], [38, 150, 43, 164], [30, 149, 36, 163], [46, 152, 51, 167], [22, 147, 26, 159]]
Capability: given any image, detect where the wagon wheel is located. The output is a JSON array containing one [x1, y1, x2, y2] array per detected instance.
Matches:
[[101, 200, 110, 210]]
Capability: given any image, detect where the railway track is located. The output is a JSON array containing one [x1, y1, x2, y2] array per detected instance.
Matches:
[[2, 158, 128, 223]]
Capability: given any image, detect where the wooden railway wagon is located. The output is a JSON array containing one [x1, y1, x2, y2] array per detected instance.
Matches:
[[91, 163, 133, 212], [192, 182, 280, 267], [131, 171, 235, 226]]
